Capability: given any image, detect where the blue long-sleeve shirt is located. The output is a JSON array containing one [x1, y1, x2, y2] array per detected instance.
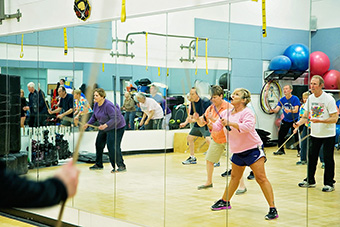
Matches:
[[88, 99, 126, 131]]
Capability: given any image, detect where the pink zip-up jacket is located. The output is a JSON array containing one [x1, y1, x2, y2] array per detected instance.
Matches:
[[212, 107, 262, 154]]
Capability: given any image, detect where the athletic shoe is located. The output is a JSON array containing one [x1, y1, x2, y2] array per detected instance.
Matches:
[[89, 164, 103, 170], [182, 156, 197, 165], [322, 185, 335, 192], [214, 162, 220, 167], [117, 166, 126, 172], [235, 188, 247, 195], [296, 161, 307, 165], [273, 150, 285, 155], [211, 199, 231, 211], [111, 166, 127, 173], [221, 169, 232, 177], [298, 180, 316, 188], [197, 183, 213, 190], [265, 207, 279, 220], [247, 171, 255, 180]]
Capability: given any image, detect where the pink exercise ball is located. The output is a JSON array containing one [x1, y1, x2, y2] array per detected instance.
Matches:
[[323, 70, 340, 89], [303, 73, 313, 85], [310, 51, 330, 75], [275, 118, 281, 127]]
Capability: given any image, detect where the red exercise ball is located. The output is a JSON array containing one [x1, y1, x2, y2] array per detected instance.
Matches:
[[303, 72, 313, 85], [323, 70, 340, 89], [275, 118, 281, 127], [310, 51, 330, 75]]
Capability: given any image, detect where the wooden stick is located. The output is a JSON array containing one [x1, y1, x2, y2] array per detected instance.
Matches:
[[56, 24, 109, 227], [274, 133, 295, 153], [293, 134, 310, 147], [181, 79, 189, 115], [78, 121, 99, 129]]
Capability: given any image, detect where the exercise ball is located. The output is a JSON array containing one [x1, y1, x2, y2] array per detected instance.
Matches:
[[219, 73, 229, 89], [336, 124, 340, 138], [323, 70, 340, 89], [336, 99, 340, 109], [304, 73, 313, 85], [269, 55, 292, 71], [275, 118, 281, 127], [283, 44, 309, 71], [310, 51, 330, 75]]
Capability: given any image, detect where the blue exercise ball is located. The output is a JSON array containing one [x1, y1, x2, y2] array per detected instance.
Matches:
[[336, 124, 340, 143], [283, 44, 309, 71], [336, 100, 340, 109], [269, 55, 292, 71]]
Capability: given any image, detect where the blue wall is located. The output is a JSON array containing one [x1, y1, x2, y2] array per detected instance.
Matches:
[[195, 18, 309, 93], [0, 22, 112, 49], [311, 27, 340, 72]]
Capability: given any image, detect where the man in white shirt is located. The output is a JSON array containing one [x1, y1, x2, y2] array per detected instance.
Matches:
[[136, 92, 164, 130], [294, 75, 338, 192]]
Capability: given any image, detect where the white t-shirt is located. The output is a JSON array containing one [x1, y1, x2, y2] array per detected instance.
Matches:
[[304, 91, 337, 138], [140, 97, 164, 120]]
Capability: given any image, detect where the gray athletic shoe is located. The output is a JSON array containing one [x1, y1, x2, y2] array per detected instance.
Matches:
[[182, 156, 197, 165]]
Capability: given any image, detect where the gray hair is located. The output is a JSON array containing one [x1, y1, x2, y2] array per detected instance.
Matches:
[[284, 84, 293, 90], [136, 92, 146, 99], [150, 84, 159, 92], [312, 75, 324, 85], [27, 82, 35, 88]]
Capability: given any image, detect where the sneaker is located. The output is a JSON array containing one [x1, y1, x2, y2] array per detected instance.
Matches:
[[273, 150, 285, 155], [322, 185, 334, 192], [214, 162, 220, 167], [182, 156, 197, 165], [211, 199, 231, 211], [111, 166, 126, 173], [247, 171, 255, 180], [89, 164, 103, 170], [296, 161, 307, 165], [235, 188, 247, 195], [197, 183, 213, 190], [298, 180, 316, 188], [117, 166, 127, 172], [265, 207, 278, 220], [221, 169, 232, 177]]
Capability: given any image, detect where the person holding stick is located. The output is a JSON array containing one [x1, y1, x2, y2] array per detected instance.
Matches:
[[84, 88, 127, 172], [0, 160, 79, 208], [48, 86, 74, 126], [270, 85, 300, 155], [73, 89, 92, 127], [182, 87, 211, 165], [293, 75, 337, 192], [196, 85, 233, 189], [209, 88, 278, 220]]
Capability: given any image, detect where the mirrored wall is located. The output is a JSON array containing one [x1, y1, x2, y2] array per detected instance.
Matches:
[[1, 0, 340, 226]]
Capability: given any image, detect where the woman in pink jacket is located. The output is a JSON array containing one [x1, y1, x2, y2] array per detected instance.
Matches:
[[208, 88, 278, 220]]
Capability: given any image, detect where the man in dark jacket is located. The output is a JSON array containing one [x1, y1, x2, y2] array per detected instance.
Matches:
[[27, 82, 48, 127]]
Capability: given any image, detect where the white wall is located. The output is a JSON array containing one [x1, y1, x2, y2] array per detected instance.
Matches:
[[1, 0, 310, 37], [47, 69, 83, 89], [312, 0, 340, 29]]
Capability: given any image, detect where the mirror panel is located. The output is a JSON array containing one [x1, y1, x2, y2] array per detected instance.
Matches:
[[6, 0, 340, 226]]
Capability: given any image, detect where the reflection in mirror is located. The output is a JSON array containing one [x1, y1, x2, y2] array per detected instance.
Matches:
[[164, 0, 312, 226], [4, 0, 340, 226], [110, 14, 168, 225], [308, 0, 340, 225]]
